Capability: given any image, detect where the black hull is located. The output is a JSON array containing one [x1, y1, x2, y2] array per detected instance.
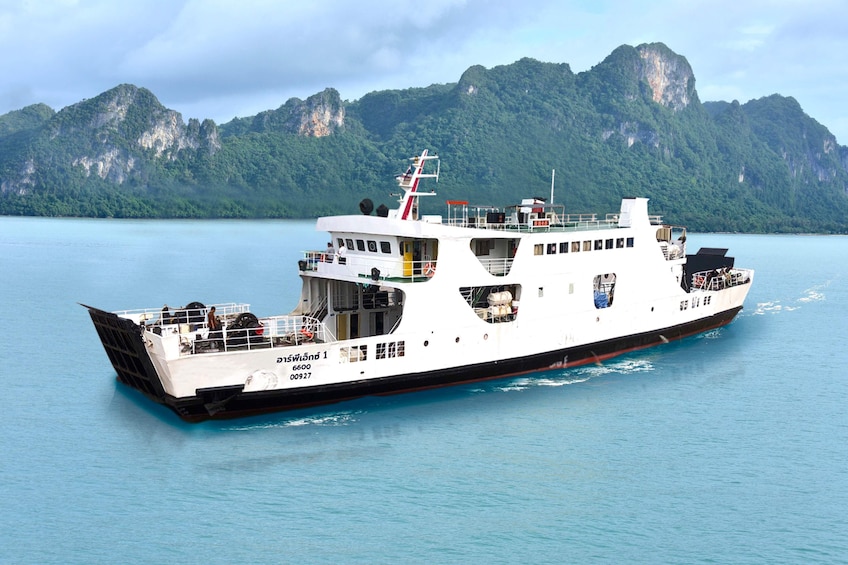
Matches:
[[85, 305, 742, 422]]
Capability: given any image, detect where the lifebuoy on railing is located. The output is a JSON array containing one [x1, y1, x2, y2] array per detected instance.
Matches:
[[424, 262, 436, 278]]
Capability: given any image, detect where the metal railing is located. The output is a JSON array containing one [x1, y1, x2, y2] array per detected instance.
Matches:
[[119, 303, 251, 328], [446, 211, 630, 232], [690, 268, 753, 291], [302, 250, 439, 282], [119, 303, 337, 356], [477, 256, 513, 276], [186, 314, 335, 355]]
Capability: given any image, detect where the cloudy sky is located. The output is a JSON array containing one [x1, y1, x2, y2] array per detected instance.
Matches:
[[2, 0, 847, 142]]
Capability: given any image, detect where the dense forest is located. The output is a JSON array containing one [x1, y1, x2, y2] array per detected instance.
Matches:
[[1, 42, 847, 233]]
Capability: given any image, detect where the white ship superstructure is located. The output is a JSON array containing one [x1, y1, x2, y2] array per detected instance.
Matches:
[[86, 150, 753, 421]]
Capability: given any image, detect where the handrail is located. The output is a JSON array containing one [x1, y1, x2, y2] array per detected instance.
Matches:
[[690, 268, 753, 291], [388, 315, 403, 335], [119, 303, 251, 327], [477, 256, 513, 276], [135, 307, 338, 356], [185, 314, 337, 355], [306, 251, 439, 282]]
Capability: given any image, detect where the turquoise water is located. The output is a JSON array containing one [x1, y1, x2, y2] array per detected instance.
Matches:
[[1, 218, 846, 564]]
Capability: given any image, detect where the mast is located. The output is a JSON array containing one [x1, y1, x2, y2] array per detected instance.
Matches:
[[550, 169, 555, 205], [394, 150, 439, 220]]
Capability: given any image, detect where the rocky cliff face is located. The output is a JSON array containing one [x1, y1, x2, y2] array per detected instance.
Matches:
[[0, 158, 36, 195], [292, 88, 345, 137], [249, 88, 345, 136], [71, 85, 221, 184], [2, 85, 222, 192], [636, 43, 697, 111], [585, 43, 698, 148]]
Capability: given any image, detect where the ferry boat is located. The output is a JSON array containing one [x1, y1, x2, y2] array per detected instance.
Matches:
[[85, 150, 754, 422]]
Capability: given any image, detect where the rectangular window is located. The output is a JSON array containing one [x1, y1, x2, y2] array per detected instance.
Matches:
[[626, 237, 635, 248], [367, 240, 378, 252], [356, 239, 366, 251], [571, 241, 580, 253], [397, 341, 405, 357], [376, 343, 386, 359], [583, 240, 592, 252], [346, 238, 354, 250], [344, 345, 368, 362], [616, 238, 624, 249], [534, 244, 543, 255], [559, 242, 569, 254], [605, 239, 614, 249], [547, 243, 557, 255], [380, 241, 391, 254], [594, 239, 603, 250]]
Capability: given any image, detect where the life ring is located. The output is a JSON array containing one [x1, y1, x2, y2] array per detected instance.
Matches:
[[299, 327, 314, 341], [424, 262, 436, 278]]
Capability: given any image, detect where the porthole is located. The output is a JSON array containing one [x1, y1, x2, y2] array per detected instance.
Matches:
[[424, 340, 429, 347]]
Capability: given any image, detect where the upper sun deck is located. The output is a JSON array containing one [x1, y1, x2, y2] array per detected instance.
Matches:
[[318, 149, 664, 238], [436, 198, 665, 233], [306, 152, 686, 283]]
